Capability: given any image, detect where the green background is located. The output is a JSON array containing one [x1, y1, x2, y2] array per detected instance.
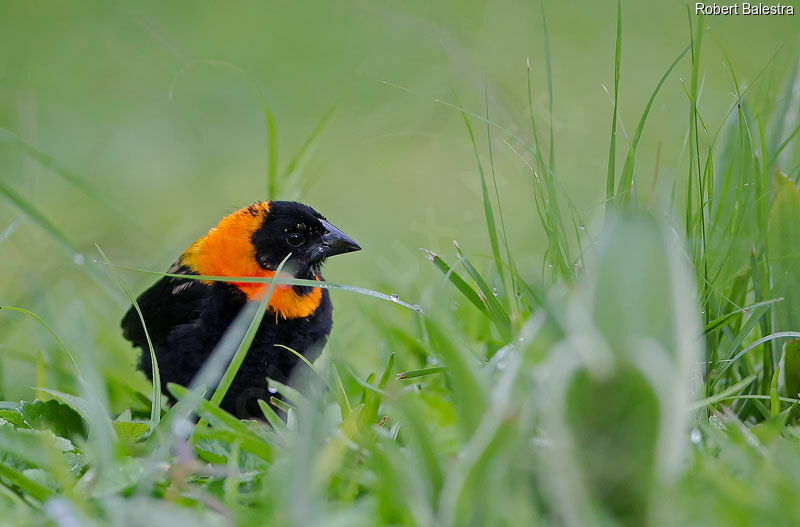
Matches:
[[1, 0, 798, 403]]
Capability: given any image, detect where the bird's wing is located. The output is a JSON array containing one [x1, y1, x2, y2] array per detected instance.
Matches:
[[120, 259, 209, 347]]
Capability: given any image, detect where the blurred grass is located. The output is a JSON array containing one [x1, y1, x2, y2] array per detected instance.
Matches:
[[1, 0, 800, 525]]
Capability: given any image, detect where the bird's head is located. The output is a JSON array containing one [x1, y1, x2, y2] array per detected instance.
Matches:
[[182, 201, 360, 309], [250, 200, 361, 276]]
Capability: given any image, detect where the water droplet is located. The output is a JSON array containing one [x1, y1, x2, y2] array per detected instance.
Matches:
[[389, 294, 400, 303], [267, 386, 278, 394], [690, 428, 701, 444], [547, 264, 553, 269], [491, 287, 499, 297], [412, 304, 423, 312], [73, 253, 85, 265], [579, 224, 586, 231]]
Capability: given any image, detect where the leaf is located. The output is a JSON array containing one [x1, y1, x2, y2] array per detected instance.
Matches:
[[616, 43, 692, 206], [267, 378, 307, 409], [423, 249, 486, 314], [769, 172, 800, 332], [208, 254, 291, 411], [565, 365, 660, 526], [424, 319, 487, 434], [35, 388, 116, 441], [783, 339, 800, 399], [96, 245, 161, 429], [0, 409, 25, 428], [112, 421, 150, 443], [396, 367, 447, 380], [452, 243, 512, 342], [18, 399, 85, 441], [257, 399, 290, 442], [453, 87, 506, 296], [330, 364, 352, 420], [770, 365, 781, 416], [167, 384, 273, 463], [83, 457, 145, 498], [0, 463, 52, 501]]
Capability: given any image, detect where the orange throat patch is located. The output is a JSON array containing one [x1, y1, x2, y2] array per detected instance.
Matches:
[[180, 202, 323, 319]]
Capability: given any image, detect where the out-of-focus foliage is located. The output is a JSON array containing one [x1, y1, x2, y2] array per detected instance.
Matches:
[[1, 1, 800, 525]]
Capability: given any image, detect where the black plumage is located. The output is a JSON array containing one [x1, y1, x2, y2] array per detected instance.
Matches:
[[121, 201, 360, 418]]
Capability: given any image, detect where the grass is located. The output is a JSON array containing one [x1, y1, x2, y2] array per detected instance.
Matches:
[[1, 2, 800, 526]]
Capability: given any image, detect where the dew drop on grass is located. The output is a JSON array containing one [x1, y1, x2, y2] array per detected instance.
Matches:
[[690, 428, 701, 444], [412, 304, 423, 312], [579, 224, 586, 231], [389, 294, 400, 303], [267, 386, 278, 394], [492, 288, 499, 297], [73, 253, 85, 265]]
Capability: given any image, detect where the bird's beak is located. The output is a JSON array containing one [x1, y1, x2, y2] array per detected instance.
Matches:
[[319, 220, 361, 258]]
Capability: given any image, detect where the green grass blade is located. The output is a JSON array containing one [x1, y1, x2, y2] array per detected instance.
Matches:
[[281, 99, 338, 194], [269, 396, 293, 415], [209, 254, 291, 409], [167, 384, 273, 462], [0, 463, 51, 502], [540, 1, 556, 172], [616, 42, 692, 205], [691, 374, 758, 411], [0, 177, 118, 299], [425, 319, 488, 434], [703, 297, 783, 335], [169, 59, 278, 198], [257, 399, 290, 439], [0, 306, 80, 375], [423, 249, 486, 314], [770, 365, 781, 416], [396, 366, 447, 380], [451, 88, 504, 295], [97, 261, 423, 313], [95, 245, 161, 429], [274, 344, 322, 379], [0, 127, 142, 228], [378, 353, 396, 389], [484, 84, 511, 299], [605, 0, 622, 218], [452, 242, 511, 341], [717, 332, 800, 379], [331, 364, 352, 420]]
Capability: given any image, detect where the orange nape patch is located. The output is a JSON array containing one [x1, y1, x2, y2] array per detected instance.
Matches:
[[179, 201, 323, 319]]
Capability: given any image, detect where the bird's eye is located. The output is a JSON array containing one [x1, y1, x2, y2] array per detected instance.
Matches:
[[286, 232, 305, 247]]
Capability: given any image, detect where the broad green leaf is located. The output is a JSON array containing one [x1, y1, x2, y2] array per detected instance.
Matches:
[[769, 172, 800, 332], [18, 399, 85, 441]]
